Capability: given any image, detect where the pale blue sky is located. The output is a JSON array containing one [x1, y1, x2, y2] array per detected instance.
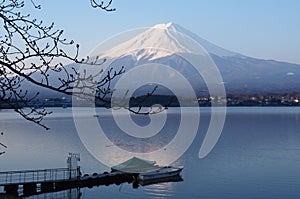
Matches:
[[28, 0, 300, 64]]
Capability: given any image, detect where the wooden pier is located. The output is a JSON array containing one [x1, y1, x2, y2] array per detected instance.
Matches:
[[0, 154, 183, 197], [0, 153, 134, 197], [0, 168, 134, 197]]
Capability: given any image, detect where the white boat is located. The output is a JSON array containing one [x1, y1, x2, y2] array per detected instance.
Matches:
[[138, 166, 183, 181]]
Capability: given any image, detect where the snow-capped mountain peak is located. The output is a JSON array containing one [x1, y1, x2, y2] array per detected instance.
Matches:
[[102, 22, 194, 60], [153, 22, 174, 29], [101, 22, 242, 60]]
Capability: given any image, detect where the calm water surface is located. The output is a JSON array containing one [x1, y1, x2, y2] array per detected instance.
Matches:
[[0, 107, 300, 198]]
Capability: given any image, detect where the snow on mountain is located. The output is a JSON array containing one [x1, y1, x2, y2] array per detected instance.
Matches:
[[101, 22, 242, 61], [101, 22, 193, 61]]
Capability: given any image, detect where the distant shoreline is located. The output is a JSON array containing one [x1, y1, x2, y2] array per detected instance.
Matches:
[[1, 104, 300, 110], [1, 93, 299, 109]]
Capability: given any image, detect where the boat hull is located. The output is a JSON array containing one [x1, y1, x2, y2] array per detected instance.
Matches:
[[138, 167, 183, 181]]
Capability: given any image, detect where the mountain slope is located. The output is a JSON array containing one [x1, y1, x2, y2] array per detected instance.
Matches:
[[167, 23, 243, 58], [20, 22, 300, 99], [98, 22, 300, 94]]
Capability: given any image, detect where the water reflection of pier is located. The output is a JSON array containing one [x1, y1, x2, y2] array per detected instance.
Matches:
[[0, 188, 80, 199]]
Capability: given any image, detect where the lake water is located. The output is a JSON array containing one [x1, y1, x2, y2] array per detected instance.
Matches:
[[1, 107, 300, 198]]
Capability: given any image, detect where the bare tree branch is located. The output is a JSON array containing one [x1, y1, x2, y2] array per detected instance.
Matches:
[[0, 0, 119, 130], [90, 0, 116, 11], [0, 0, 166, 138]]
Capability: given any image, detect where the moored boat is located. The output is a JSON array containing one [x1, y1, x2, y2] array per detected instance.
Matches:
[[138, 166, 183, 181]]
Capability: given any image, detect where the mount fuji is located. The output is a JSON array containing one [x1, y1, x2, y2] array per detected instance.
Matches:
[[25, 22, 300, 100], [96, 22, 300, 94]]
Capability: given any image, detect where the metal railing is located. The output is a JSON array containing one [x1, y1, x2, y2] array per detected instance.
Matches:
[[0, 168, 78, 186]]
